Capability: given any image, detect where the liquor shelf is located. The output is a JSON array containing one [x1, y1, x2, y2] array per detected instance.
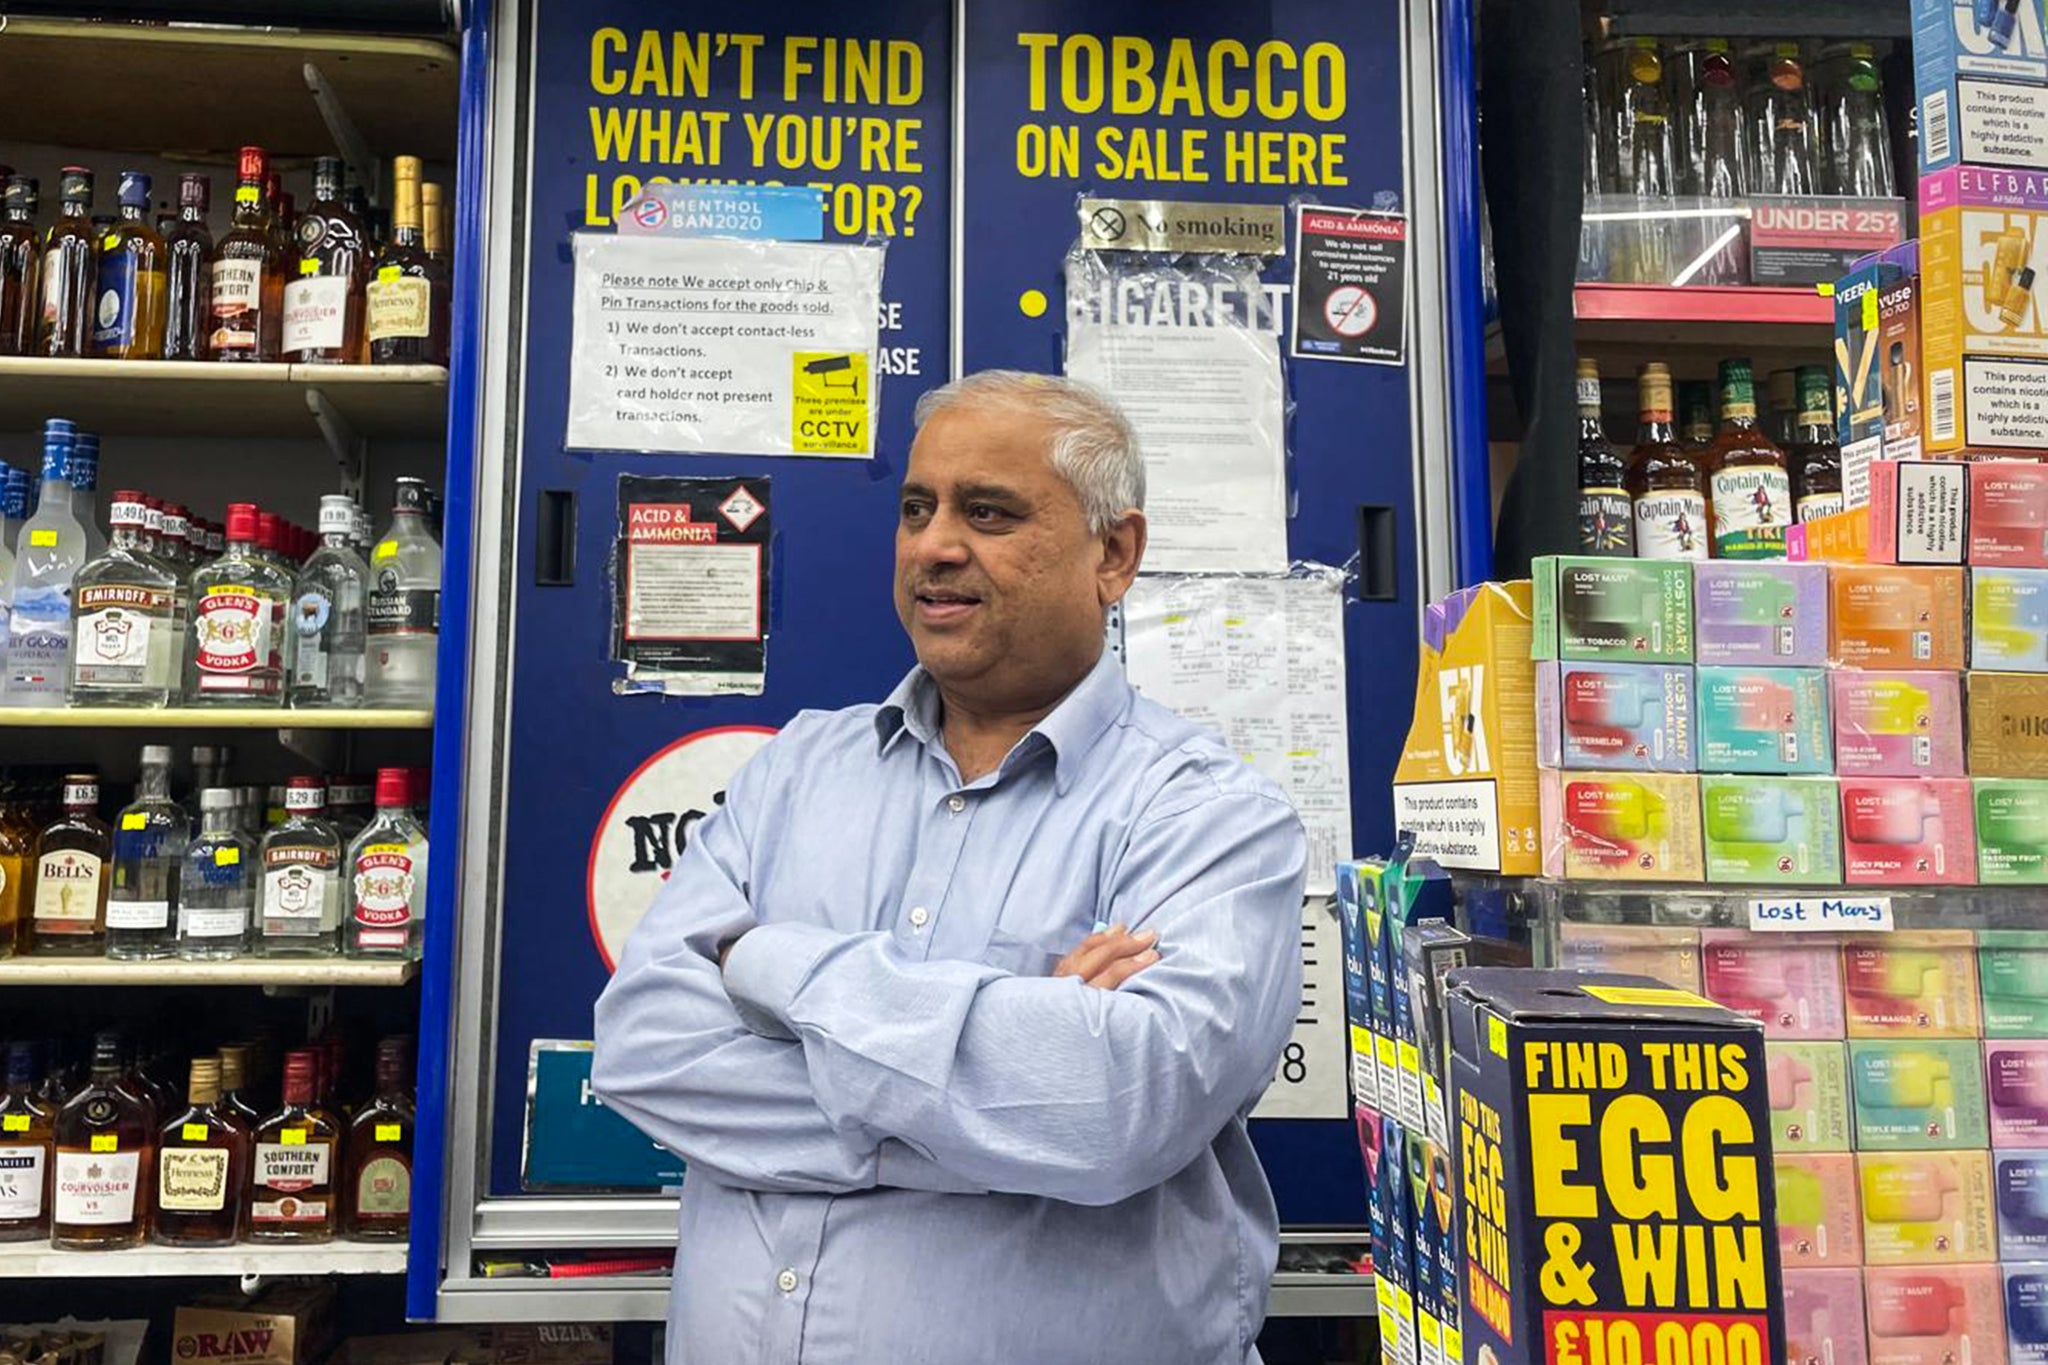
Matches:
[[0, 20, 458, 163], [0, 957, 418, 987], [0, 359, 449, 440], [0, 707, 433, 729], [0, 1241, 406, 1279], [1489, 283, 1839, 382], [1572, 283, 1833, 327]]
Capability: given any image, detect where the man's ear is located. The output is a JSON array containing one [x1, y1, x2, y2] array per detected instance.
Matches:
[[1097, 509, 1147, 607]]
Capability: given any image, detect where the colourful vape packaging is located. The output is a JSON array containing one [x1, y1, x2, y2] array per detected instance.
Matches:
[[1859, 1149, 1998, 1263], [1912, 0, 2048, 175], [1983, 931, 2048, 1034], [1922, 163, 2048, 454], [1538, 771, 1705, 882], [1851, 1039, 1994, 1150], [1530, 556, 1694, 663], [1700, 774, 1847, 885], [1846, 931, 1985, 1038], [1831, 565, 1969, 669], [1696, 666, 1834, 774], [1976, 778, 2048, 883], [1970, 460, 2048, 567], [1990, 1041, 2048, 1147], [1769, 1040, 1857, 1153], [1842, 776, 1981, 885], [1336, 859, 1384, 1116], [1378, 1112, 1417, 1365], [1832, 671, 1968, 777], [1869, 458, 1970, 566], [1693, 560, 1830, 665], [1973, 566, 2048, 671], [1554, 923, 1703, 992], [2008, 1262, 2048, 1365], [1865, 1264, 2008, 1365], [1704, 930, 1848, 1039], [1534, 662, 1695, 771], [1969, 672, 2048, 777], [1996, 1152, 2048, 1258], [1784, 1267, 1870, 1365], [1781, 1152, 1867, 1266]]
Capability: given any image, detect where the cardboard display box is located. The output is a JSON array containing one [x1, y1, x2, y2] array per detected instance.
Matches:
[[1914, 0, 2048, 174]]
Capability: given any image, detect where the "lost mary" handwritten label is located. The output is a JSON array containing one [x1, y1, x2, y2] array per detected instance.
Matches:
[[1747, 895, 1894, 933]]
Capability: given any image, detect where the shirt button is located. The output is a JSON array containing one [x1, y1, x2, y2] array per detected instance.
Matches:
[[909, 906, 929, 928], [776, 1268, 799, 1294], [947, 795, 966, 813]]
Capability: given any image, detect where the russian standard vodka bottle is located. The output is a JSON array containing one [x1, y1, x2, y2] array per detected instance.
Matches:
[[365, 479, 440, 709], [4, 420, 85, 706], [106, 744, 186, 960], [259, 777, 343, 956], [346, 768, 425, 959], [69, 491, 178, 707], [289, 495, 368, 708], [178, 789, 251, 960], [186, 502, 289, 706]]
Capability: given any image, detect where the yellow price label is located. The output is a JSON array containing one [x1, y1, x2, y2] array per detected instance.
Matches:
[[1581, 984, 1718, 1008], [102, 234, 120, 251], [235, 186, 261, 205], [28, 529, 56, 548], [1862, 288, 1879, 331], [374, 541, 398, 561], [2, 1114, 28, 1132], [90, 1134, 118, 1153], [214, 846, 240, 867], [1487, 1015, 1508, 1058], [300, 258, 322, 276], [378, 265, 403, 283], [121, 812, 148, 830], [281, 1128, 306, 1145], [182, 1123, 209, 1141], [375, 1123, 402, 1142]]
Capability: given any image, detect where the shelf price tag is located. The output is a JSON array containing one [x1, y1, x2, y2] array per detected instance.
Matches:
[[121, 813, 147, 830], [2, 1114, 28, 1132], [281, 1128, 306, 1145], [1747, 895, 1894, 933], [90, 1133, 118, 1152], [182, 1123, 209, 1141], [375, 1123, 402, 1142]]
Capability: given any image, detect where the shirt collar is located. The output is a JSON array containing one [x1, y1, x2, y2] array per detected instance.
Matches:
[[874, 647, 1130, 795]]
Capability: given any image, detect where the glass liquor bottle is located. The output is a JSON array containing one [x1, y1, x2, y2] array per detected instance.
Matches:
[[0, 778, 32, 958], [1621, 39, 1677, 284], [216, 1047, 263, 1128], [0, 1041, 54, 1241], [1574, 359, 1634, 555], [347, 767, 427, 959], [1744, 43, 1820, 197], [187, 502, 291, 706], [248, 1048, 339, 1243], [51, 1032, 154, 1250], [36, 167, 95, 359], [4, 421, 86, 706], [1678, 381, 1717, 460], [260, 777, 344, 956], [0, 177, 40, 357], [1693, 43, 1747, 286], [1822, 45, 1894, 199], [207, 147, 284, 363], [1791, 365, 1845, 523], [163, 174, 214, 362], [179, 788, 252, 960], [29, 773, 110, 956], [342, 1037, 414, 1239], [107, 745, 187, 960], [368, 157, 437, 366], [1627, 363, 1710, 561], [1704, 358, 1793, 559], [93, 171, 168, 360], [421, 181, 453, 362], [69, 492, 179, 707], [2, 466, 27, 553], [284, 157, 369, 365], [366, 478, 441, 708], [290, 495, 369, 708], [68, 430, 105, 561], [154, 1056, 249, 1247], [327, 775, 373, 844]]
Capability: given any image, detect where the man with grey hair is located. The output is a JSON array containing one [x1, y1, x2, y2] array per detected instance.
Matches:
[[593, 369, 1307, 1364]]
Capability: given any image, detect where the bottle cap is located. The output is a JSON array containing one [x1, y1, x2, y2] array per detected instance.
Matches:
[[217, 1046, 249, 1090], [237, 146, 268, 184], [282, 1048, 319, 1104], [286, 776, 324, 812], [109, 491, 144, 528], [375, 767, 411, 808], [199, 787, 236, 811], [3, 176, 35, 213], [117, 171, 150, 209], [178, 174, 209, 213], [5, 1040, 35, 1087], [58, 167, 92, 205], [187, 1057, 221, 1104], [224, 503, 258, 543], [318, 494, 356, 535], [256, 511, 280, 552], [393, 477, 431, 514], [2020, 267, 2038, 292], [62, 774, 98, 808]]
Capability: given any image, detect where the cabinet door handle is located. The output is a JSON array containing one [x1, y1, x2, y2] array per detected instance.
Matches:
[[536, 489, 576, 587]]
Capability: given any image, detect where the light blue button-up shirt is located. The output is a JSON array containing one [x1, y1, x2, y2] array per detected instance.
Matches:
[[591, 648, 1308, 1365]]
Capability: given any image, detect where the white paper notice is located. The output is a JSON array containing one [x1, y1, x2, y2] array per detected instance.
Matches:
[[1066, 323, 1289, 574], [567, 233, 884, 458], [1122, 571, 1351, 896], [1253, 900, 1349, 1120]]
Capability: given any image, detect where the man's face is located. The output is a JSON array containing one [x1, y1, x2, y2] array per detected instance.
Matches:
[[895, 403, 1142, 710]]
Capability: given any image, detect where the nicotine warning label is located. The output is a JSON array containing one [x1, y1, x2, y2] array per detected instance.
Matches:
[[567, 233, 883, 457]]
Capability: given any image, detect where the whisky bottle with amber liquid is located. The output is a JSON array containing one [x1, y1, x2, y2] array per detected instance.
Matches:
[[154, 1056, 249, 1247], [342, 1037, 414, 1239], [1703, 358, 1792, 559], [0, 1041, 55, 1241], [368, 157, 438, 366], [207, 148, 284, 362], [284, 158, 368, 365], [248, 1048, 339, 1242], [51, 1032, 154, 1249], [1627, 363, 1710, 560]]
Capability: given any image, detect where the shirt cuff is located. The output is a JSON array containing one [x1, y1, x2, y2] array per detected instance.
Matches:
[[722, 921, 841, 1040]]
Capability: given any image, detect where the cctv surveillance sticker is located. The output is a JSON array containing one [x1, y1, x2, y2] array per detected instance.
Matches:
[[791, 350, 870, 454]]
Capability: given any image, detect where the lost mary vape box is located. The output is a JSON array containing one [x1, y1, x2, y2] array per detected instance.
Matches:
[[1971, 459, 2048, 565], [1973, 566, 2048, 670], [1767, 1040, 1856, 1152], [1997, 1151, 2048, 1257], [1975, 777, 2048, 883], [1914, 0, 2048, 175], [1832, 671, 1968, 778], [1534, 661, 1696, 772], [1968, 673, 2048, 776], [1693, 560, 1830, 666], [1982, 930, 2048, 1033], [1866, 1264, 2008, 1365], [1446, 969, 1783, 1365], [1531, 557, 1694, 664], [1784, 1267, 1871, 1365], [1921, 165, 2048, 454]]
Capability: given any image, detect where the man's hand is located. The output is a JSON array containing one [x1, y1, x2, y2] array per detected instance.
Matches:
[[1052, 925, 1159, 990]]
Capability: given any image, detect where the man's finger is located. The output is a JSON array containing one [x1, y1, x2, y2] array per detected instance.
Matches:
[[1083, 948, 1161, 991], [1055, 928, 1154, 980]]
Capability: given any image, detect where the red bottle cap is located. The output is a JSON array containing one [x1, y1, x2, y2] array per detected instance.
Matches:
[[224, 503, 258, 543], [256, 512, 280, 552], [281, 1048, 318, 1106], [238, 146, 268, 184], [375, 767, 410, 808]]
